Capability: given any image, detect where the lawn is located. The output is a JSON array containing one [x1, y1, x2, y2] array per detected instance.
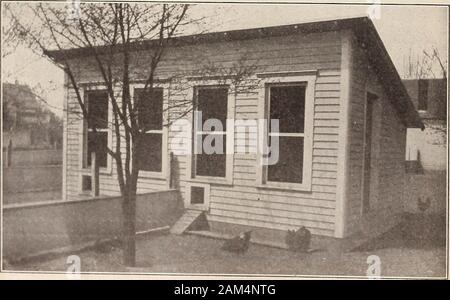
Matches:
[[7, 214, 447, 278]]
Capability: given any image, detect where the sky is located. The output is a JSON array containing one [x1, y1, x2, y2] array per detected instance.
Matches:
[[2, 2, 448, 116]]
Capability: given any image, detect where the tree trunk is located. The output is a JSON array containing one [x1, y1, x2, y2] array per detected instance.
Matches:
[[122, 189, 137, 266]]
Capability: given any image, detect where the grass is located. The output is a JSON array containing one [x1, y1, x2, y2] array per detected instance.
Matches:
[[6, 213, 447, 278]]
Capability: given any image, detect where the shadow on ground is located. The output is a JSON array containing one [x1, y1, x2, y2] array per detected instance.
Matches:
[[353, 213, 446, 252], [6, 213, 447, 277]]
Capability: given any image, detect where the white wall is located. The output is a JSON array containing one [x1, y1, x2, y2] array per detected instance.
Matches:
[[406, 120, 446, 171]]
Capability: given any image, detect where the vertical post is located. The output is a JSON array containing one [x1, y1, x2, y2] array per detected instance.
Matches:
[[7, 139, 12, 167], [3, 148, 7, 168], [166, 151, 173, 189], [91, 151, 100, 197]]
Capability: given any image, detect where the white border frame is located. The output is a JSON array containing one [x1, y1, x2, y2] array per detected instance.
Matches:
[[78, 85, 113, 177], [129, 83, 170, 180], [185, 182, 211, 211], [185, 79, 236, 185], [255, 71, 316, 192]]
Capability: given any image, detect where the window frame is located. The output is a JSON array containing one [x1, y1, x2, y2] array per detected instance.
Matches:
[[130, 83, 169, 179], [186, 80, 236, 185], [78, 86, 113, 177], [256, 71, 316, 192], [185, 182, 211, 211]]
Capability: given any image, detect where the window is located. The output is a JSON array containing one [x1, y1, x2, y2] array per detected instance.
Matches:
[[266, 84, 306, 184], [257, 71, 315, 191], [193, 86, 228, 179], [84, 91, 109, 168], [135, 88, 164, 173]]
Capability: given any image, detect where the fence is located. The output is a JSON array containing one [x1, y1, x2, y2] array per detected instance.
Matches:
[[3, 165, 62, 193], [3, 190, 183, 261], [2, 148, 62, 167]]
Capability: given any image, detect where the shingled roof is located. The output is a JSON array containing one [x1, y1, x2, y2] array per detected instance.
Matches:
[[45, 16, 423, 129]]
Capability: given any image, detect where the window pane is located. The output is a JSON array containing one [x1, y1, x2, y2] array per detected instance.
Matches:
[[195, 134, 226, 177], [269, 85, 305, 133], [196, 87, 228, 131], [267, 136, 303, 183], [87, 91, 108, 129], [138, 133, 162, 172], [136, 88, 163, 131], [87, 131, 108, 167]]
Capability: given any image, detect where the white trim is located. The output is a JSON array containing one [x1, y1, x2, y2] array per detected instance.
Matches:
[[185, 80, 236, 185], [269, 132, 305, 137], [129, 83, 169, 180], [255, 71, 316, 192], [185, 182, 211, 211], [360, 89, 379, 216], [335, 30, 353, 238], [360, 89, 369, 216], [62, 73, 68, 201], [256, 70, 318, 78], [78, 86, 113, 178]]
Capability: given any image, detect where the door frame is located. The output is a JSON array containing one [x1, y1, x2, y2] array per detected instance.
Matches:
[[185, 182, 211, 211], [361, 91, 378, 215]]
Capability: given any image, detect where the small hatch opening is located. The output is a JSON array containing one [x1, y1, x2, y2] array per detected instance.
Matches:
[[190, 186, 205, 205], [82, 175, 92, 192]]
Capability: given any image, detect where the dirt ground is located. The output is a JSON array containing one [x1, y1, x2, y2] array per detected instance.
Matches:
[[7, 213, 447, 278]]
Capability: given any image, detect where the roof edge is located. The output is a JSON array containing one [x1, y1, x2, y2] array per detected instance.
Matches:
[[45, 16, 369, 61]]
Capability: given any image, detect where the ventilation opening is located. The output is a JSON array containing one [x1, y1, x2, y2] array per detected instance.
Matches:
[[190, 186, 205, 205], [82, 175, 92, 192]]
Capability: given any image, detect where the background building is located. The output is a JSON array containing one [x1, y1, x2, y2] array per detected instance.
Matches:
[[403, 78, 447, 214]]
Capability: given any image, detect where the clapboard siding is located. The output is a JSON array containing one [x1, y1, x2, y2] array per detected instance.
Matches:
[[345, 39, 368, 234], [64, 30, 343, 237], [345, 36, 407, 236]]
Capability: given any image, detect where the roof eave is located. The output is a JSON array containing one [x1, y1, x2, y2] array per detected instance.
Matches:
[[353, 18, 424, 129], [45, 16, 424, 129]]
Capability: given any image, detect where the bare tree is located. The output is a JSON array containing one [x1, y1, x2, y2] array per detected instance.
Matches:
[[6, 2, 260, 266], [403, 46, 447, 80]]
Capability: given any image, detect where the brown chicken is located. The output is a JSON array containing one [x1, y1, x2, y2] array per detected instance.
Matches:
[[221, 231, 252, 254]]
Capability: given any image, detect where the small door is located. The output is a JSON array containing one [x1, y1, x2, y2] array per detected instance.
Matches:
[[185, 182, 210, 211], [362, 92, 377, 214]]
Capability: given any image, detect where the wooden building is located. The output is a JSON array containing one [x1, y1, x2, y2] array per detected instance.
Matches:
[[49, 17, 423, 246]]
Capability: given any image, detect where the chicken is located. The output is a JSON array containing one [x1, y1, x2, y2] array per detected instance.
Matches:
[[285, 226, 311, 252], [417, 197, 431, 213], [221, 231, 252, 254]]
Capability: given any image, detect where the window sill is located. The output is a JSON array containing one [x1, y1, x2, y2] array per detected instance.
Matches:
[[139, 170, 167, 180], [188, 176, 233, 186], [256, 182, 312, 192], [79, 168, 112, 176]]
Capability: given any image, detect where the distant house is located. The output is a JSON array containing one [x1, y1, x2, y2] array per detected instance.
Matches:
[[403, 79, 447, 214], [403, 79, 446, 170], [2, 82, 58, 149], [49, 17, 423, 246]]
